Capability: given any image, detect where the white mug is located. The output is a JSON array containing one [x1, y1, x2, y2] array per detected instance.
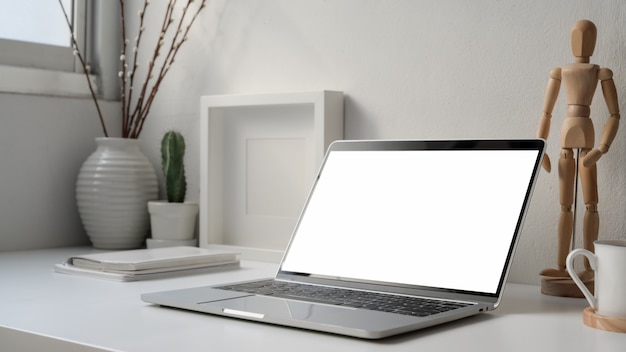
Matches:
[[566, 240, 626, 317]]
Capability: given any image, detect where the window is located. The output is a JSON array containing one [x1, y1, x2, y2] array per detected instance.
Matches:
[[0, 0, 84, 72], [0, 0, 73, 47], [0, 0, 119, 98]]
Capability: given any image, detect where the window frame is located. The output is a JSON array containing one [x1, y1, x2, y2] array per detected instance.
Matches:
[[0, 0, 100, 98]]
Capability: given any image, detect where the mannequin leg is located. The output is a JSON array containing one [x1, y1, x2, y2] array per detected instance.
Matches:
[[557, 149, 576, 271], [579, 149, 599, 271]]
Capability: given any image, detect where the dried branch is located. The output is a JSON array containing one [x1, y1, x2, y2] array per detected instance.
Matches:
[[58, 0, 109, 137], [122, 0, 151, 137], [132, 0, 206, 138], [60, 0, 207, 139], [119, 0, 129, 136]]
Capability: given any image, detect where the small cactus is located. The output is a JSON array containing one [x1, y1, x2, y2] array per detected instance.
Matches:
[[161, 131, 187, 203]]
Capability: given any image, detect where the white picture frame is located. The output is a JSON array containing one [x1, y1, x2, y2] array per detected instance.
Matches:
[[199, 91, 344, 261]]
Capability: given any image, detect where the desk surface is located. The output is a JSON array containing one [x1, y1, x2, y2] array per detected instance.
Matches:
[[1, 247, 625, 351]]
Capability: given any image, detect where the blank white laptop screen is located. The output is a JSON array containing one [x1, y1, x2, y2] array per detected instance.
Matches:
[[280, 149, 540, 295]]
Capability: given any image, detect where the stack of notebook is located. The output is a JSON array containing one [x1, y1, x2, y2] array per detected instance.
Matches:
[[54, 246, 239, 281]]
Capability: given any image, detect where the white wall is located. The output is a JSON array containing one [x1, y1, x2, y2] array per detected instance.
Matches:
[[0, 93, 120, 251], [2, 0, 625, 286], [136, 0, 626, 285]]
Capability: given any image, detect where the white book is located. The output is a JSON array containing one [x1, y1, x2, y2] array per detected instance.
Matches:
[[54, 246, 240, 282]]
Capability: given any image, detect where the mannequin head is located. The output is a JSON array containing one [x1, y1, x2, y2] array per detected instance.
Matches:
[[571, 20, 597, 62]]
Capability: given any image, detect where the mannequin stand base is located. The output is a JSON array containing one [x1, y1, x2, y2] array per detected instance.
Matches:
[[540, 276, 593, 298], [583, 307, 626, 333]]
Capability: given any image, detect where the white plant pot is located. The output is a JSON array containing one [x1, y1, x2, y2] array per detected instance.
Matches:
[[148, 201, 199, 241]]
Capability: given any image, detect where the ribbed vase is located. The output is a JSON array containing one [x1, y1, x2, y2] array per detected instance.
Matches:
[[76, 137, 158, 249]]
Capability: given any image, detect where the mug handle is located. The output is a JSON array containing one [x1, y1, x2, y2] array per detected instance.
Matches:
[[566, 248, 597, 311]]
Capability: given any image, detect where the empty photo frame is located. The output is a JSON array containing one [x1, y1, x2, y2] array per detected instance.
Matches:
[[199, 91, 343, 259]]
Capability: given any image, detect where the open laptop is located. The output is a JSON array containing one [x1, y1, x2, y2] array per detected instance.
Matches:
[[142, 139, 545, 339]]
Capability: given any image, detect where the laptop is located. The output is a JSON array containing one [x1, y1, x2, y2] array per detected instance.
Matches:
[[142, 139, 545, 339]]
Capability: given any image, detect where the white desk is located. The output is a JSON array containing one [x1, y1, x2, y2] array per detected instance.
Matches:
[[1, 247, 625, 351]]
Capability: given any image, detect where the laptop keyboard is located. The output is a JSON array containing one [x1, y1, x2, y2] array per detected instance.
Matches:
[[216, 280, 471, 317]]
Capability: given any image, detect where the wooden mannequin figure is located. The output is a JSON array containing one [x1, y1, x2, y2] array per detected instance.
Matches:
[[537, 20, 620, 297]]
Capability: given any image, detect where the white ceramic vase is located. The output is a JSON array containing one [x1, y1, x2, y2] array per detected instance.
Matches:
[[148, 201, 199, 242], [76, 137, 158, 249]]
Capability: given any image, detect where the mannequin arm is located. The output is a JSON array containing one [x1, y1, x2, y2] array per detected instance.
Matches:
[[583, 68, 620, 167], [537, 68, 562, 172]]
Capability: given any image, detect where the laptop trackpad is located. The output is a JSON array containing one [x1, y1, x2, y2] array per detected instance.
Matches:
[[199, 295, 415, 329]]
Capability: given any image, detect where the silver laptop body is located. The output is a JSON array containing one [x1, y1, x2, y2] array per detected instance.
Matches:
[[142, 139, 545, 339]]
